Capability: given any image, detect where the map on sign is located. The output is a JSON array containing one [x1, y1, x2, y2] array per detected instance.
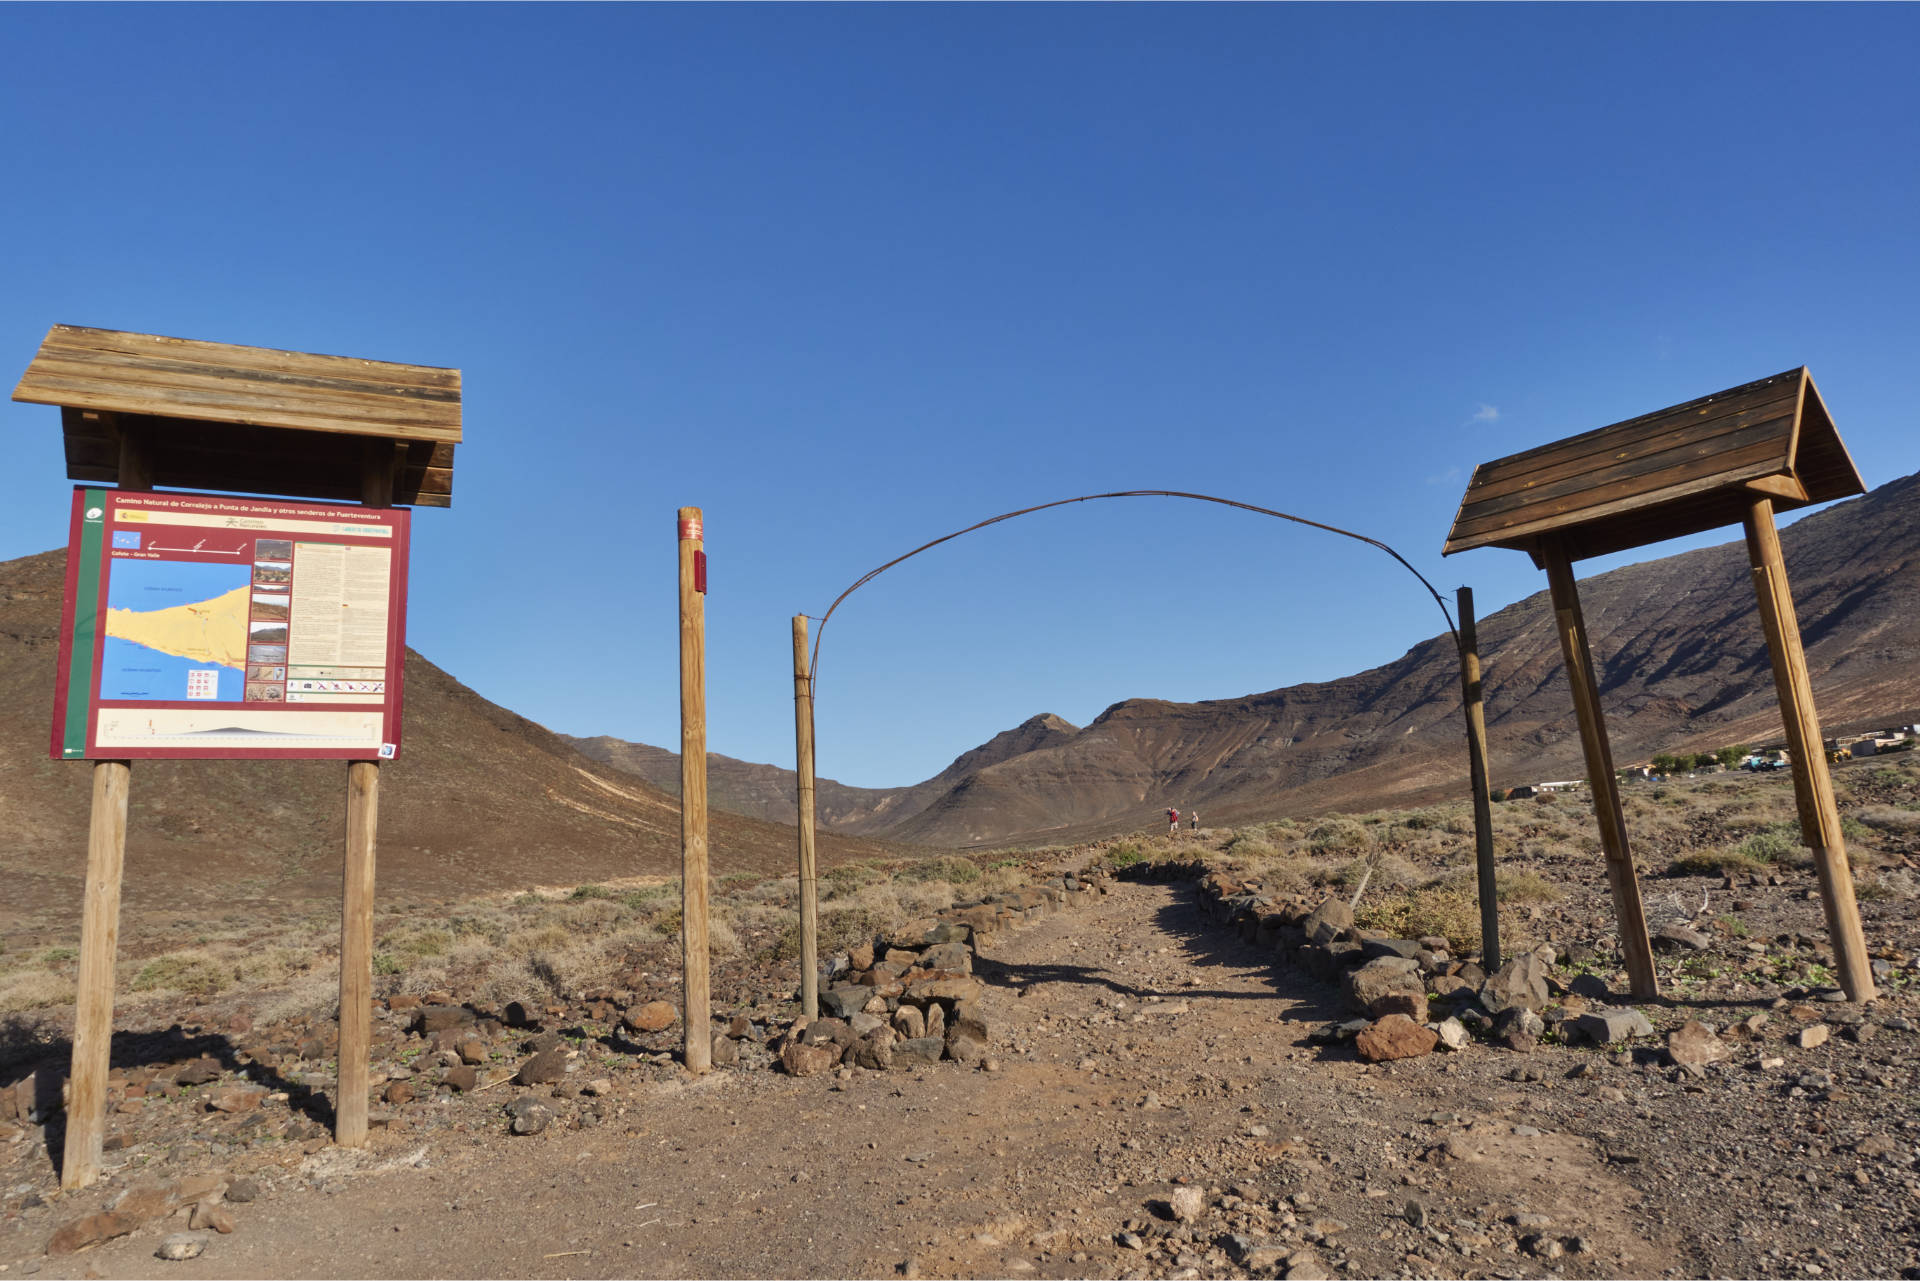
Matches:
[[52, 488, 411, 761], [100, 560, 251, 701]]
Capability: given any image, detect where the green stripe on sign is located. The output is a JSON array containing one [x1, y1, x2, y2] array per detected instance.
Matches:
[[62, 489, 107, 757]]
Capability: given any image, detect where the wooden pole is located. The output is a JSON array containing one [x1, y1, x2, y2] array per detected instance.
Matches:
[[792, 615, 820, 1020], [1743, 498, 1875, 1002], [63, 421, 150, 1189], [1456, 587, 1501, 973], [62, 761, 130, 1189], [679, 508, 711, 1072], [336, 762, 378, 1145], [1542, 538, 1659, 998], [336, 441, 394, 1146]]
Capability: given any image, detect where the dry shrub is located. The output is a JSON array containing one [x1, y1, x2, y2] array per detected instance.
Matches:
[[1864, 869, 1920, 900], [1307, 818, 1369, 854], [975, 864, 1033, 897], [742, 877, 799, 905], [778, 904, 890, 960], [130, 950, 230, 996], [1494, 869, 1562, 905], [0, 969, 77, 1011], [896, 855, 980, 886], [823, 862, 888, 898], [1242, 857, 1312, 895], [622, 880, 679, 909], [1319, 852, 1419, 893], [707, 915, 742, 959], [387, 925, 453, 959], [1670, 847, 1770, 876], [505, 922, 574, 958], [1355, 884, 1481, 955], [1224, 831, 1279, 860], [251, 970, 341, 1026], [1856, 804, 1920, 834]]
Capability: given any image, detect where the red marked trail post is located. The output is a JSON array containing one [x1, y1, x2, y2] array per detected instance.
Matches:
[[678, 507, 711, 1073], [11, 326, 461, 1185], [1445, 367, 1875, 1002]]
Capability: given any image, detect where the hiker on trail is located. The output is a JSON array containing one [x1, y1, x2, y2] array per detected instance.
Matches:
[[1190, 811, 1199, 831], [1167, 807, 1179, 835]]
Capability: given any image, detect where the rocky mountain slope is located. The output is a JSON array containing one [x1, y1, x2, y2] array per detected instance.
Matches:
[[0, 550, 900, 936], [578, 471, 1920, 847], [564, 712, 1079, 834]]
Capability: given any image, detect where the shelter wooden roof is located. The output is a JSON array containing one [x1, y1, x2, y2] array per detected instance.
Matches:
[[1442, 368, 1861, 563], [11, 325, 460, 507]]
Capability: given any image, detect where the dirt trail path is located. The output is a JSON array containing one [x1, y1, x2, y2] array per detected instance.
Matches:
[[19, 879, 1682, 1280]]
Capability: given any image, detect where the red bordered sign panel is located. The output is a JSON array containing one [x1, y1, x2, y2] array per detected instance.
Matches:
[[52, 488, 410, 760]]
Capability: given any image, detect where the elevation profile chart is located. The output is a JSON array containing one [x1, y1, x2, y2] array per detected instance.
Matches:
[[51, 488, 411, 760]]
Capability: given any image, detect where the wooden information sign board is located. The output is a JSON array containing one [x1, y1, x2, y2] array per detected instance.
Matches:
[[52, 488, 410, 760], [1445, 368, 1874, 1003], [12, 325, 459, 1187]]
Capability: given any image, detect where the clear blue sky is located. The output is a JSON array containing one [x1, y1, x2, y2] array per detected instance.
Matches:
[[3, 5, 1916, 787]]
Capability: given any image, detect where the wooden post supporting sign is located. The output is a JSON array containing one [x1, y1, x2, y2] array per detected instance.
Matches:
[[62, 422, 151, 1189], [62, 762, 130, 1188], [337, 762, 378, 1145], [791, 615, 820, 1020], [1743, 498, 1875, 1002], [1542, 538, 1659, 998], [679, 508, 711, 1073], [334, 448, 394, 1146], [1455, 588, 1501, 973]]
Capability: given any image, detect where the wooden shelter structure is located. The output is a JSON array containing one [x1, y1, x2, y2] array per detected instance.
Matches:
[[14, 324, 458, 506], [1444, 367, 1874, 1001], [12, 324, 461, 1187]]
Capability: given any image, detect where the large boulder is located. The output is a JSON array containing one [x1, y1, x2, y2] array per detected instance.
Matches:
[[1479, 953, 1551, 1014], [515, 1048, 569, 1086], [1302, 898, 1355, 946], [623, 1001, 678, 1033], [819, 987, 868, 1020], [780, 1042, 838, 1077], [1568, 1007, 1654, 1045], [918, 941, 971, 973], [892, 1037, 945, 1067], [1666, 1020, 1730, 1073], [506, 1095, 552, 1135], [1355, 1014, 1438, 1063], [1493, 1007, 1543, 1053], [849, 1030, 895, 1071], [1343, 957, 1428, 1020]]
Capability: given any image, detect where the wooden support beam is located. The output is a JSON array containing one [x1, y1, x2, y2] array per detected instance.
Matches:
[[336, 762, 378, 1146], [792, 615, 820, 1021], [679, 508, 711, 1072], [62, 423, 155, 1188], [108, 414, 151, 490], [1744, 473, 1809, 503], [61, 760, 131, 1189], [336, 444, 395, 1146], [1542, 538, 1660, 998], [1743, 498, 1875, 1002], [1456, 588, 1501, 973]]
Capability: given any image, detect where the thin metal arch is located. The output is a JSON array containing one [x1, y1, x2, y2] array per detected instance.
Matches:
[[806, 490, 1460, 682]]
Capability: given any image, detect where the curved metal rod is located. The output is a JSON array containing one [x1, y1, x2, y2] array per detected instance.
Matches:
[[808, 490, 1459, 683]]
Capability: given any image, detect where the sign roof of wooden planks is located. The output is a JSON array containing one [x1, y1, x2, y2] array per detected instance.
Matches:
[[11, 325, 461, 507], [1441, 367, 1862, 564]]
